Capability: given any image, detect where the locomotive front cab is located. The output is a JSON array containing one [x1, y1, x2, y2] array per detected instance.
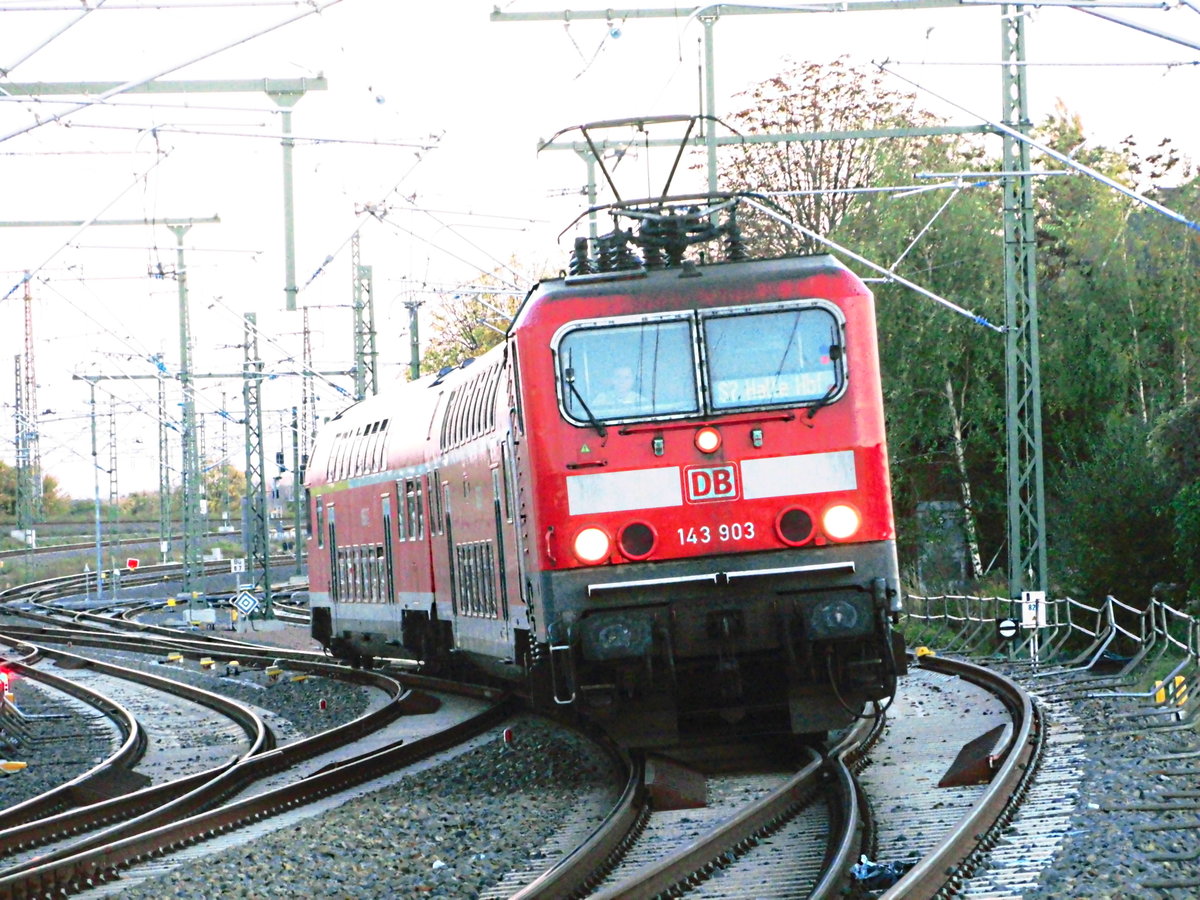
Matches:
[[514, 253, 904, 747]]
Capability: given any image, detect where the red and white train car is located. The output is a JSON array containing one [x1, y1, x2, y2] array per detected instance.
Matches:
[[305, 198, 904, 747]]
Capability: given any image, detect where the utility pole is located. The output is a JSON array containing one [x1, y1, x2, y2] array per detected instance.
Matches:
[[84, 378, 104, 601], [169, 221, 215, 604], [243, 313, 273, 617], [291, 405, 303, 575], [2, 216, 218, 583], [13, 355, 33, 549], [2, 78, 326, 312], [302, 306, 316, 460], [350, 230, 378, 399], [107, 400, 120, 578], [1001, 6, 1048, 596], [21, 275, 41, 524], [156, 354, 172, 565], [405, 300, 422, 381]]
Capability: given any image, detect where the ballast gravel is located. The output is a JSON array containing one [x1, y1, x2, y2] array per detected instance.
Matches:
[[0, 621, 370, 809], [1016, 690, 1200, 900], [110, 715, 618, 900]]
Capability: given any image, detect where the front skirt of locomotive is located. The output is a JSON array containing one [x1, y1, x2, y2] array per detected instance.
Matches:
[[536, 541, 904, 748]]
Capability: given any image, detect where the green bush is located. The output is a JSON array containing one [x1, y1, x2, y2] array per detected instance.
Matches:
[[1051, 419, 1180, 603], [1170, 481, 1200, 605]]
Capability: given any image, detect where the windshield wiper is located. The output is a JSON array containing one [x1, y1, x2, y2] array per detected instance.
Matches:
[[565, 366, 607, 438], [806, 381, 839, 420]]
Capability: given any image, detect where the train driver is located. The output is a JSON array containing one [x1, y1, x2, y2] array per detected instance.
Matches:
[[591, 365, 643, 410]]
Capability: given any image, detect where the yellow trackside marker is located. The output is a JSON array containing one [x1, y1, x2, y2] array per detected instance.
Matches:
[[0, 761, 27, 774], [199, 658, 215, 669], [290, 674, 309, 683], [915, 646, 937, 658], [166, 652, 183, 663], [1155, 676, 1188, 707], [265, 666, 284, 680]]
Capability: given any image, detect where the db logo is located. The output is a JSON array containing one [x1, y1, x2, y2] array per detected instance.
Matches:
[[686, 464, 739, 502]]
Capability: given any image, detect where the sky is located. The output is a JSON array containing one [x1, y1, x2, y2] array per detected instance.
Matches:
[[1, 0, 1197, 501]]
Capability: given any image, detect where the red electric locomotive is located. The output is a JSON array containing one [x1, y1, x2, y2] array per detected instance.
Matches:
[[304, 193, 905, 748]]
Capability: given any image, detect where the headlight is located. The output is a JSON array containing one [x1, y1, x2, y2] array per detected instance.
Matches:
[[573, 527, 612, 564], [822, 504, 861, 540], [808, 597, 869, 640], [694, 426, 722, 453], [580, 612, 655, 660]]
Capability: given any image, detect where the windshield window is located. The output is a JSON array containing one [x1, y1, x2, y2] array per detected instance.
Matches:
[[703, 306, 841, 411], [558, 318, 699, 422]]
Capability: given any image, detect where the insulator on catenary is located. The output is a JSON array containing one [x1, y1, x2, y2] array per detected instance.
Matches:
[[568, 237, 596, 276], [724, 210, 748, 261], [638, 219, 665, 269], [597, 230, 642, 272]]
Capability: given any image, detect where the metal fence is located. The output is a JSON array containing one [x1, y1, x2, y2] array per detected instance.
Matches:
[[901, 591, 1200, 733]]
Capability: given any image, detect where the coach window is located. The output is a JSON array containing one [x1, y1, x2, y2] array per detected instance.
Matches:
[[702, 302, 844, 412], [355, 427, 368, 475], [374, 420, 389, 471], [398, 480, 412, 542], [315, 496, 324, 548], [404, 477, 424, 540], [509, 350, 526, 435], [556, 315, 699, 424]]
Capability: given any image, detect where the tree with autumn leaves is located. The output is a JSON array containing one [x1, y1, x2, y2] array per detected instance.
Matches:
[[716, 57, 1200, 603]]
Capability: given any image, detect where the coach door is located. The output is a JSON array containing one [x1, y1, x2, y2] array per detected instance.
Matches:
[[491, 464, 510, 636], [380, 494, 396, 602], [326, 504, 340, 604]]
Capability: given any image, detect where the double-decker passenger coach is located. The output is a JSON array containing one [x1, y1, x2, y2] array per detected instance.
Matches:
[[305, 192, 905, 748]]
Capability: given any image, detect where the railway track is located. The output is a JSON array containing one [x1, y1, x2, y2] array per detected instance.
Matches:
[[0, 633, 512, 899], [480, 652, 1040, 899], [0, 576, 518, 899], [3, 568, 1063, 899], [0, 531, 244, 565]]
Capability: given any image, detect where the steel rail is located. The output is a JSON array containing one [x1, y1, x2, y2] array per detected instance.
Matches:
[[583, 748, 824, 900], [0, 531, 248, 563], [0, 554, 297, 604], [0, 632, 499, 866], [507, 744, 643, 900], [0, 639, 271, 861], [809, 707, 889, 899], [0, 696, 517, 900], [0, 655, 146, 832], [880, 654, 1038, 899]]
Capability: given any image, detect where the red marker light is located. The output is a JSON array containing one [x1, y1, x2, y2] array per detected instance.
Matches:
[[126, 558, 140, 570]]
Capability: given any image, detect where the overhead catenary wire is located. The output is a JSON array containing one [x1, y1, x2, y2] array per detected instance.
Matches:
[[1, 151, 173, 303], [0, 1, 308, 9], [877, 61, 1200, 234], [394, 198, 531, 289], [0, 0, 108, 78], [374, 215, 524, 293], [0, 0, 346, 145], [206, 294, 353, 399], [298, 143, 439, 293], [741, 196, 1006, 333], [22, 117, 440, 150]]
